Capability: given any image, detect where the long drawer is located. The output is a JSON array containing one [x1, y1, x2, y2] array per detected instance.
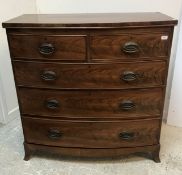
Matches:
[[90, 33, 170, 61], [22, 117, 160, 148], [13, 61, 166, 89], [18, 88, 163, 119], [8, 34, 86, 60]]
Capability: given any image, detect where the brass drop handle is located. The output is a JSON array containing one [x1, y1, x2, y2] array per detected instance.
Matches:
[[48, 129, 62, 140], [41, 70, 57, 81], [122, 42, 139, 54], [39, 43, 55, 55], [119, 132, 135, 140], [120, 100, 135, 111], [46, 99, 59, 109], [122, 71, 137, 82]]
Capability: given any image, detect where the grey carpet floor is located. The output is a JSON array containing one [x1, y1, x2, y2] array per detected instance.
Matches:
[[0, 117, 182, 175]]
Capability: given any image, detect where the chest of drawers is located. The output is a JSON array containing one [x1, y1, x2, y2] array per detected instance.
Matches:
[[3, 13, 177, 162]]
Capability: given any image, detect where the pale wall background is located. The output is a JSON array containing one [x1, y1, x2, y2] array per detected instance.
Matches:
[[0, 0, 37, 123], [0, 0, 182, 125], [36, 0, 181, 17], [168, 9, 182, 127]]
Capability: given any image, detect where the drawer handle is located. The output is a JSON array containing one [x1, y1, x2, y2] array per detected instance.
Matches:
[[39, 43, 55, 55], [41, 70, 57, 81], [119, 132, 135, 140], [122, 71, 137, 82], [48, 129, 62, 140], [46, 99, 59, 109], [122, 42, 139, 54], [120, 100, 135, 111]]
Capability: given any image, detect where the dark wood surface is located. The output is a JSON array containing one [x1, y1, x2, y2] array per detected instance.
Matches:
[[13, 61, 166, 89], [8, 34, 86, 60], [6, 27, 173, 35], [2, 13, 177, 28], [18, 88, 163, 119], [3, 13, 177, 162], [8, 28, 172, 61], [91, 33, 170, 60], [24, 142, 160, 162], [22, 117, 160, 148]]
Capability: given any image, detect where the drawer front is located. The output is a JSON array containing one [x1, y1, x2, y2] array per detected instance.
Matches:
[[91, 33, 170, 60], [8, 34, 86, 60], [13, 61, 166, 89], [18, 88, 163, 119], [22, 117, 160, 148]]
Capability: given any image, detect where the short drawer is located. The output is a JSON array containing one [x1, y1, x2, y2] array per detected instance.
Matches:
[[91, 33, 170, 61], [8, 34, 86, 60], [22, 117, 160, 148], [18, 88, 163, 119], [13, 61, 166, 89]]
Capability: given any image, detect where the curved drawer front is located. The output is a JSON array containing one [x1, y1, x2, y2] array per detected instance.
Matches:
[[91, 33, 170, 61], [8, 34, 86, 60], [22, 117, 160, 148], [13, 61, 166, 89], [18, 88, 163, 119]]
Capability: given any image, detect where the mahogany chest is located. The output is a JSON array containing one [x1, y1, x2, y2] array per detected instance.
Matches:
[[3, 13, 177, 162]]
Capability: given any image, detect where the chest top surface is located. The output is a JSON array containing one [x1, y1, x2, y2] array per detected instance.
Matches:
[[2, 12, 177, 28]]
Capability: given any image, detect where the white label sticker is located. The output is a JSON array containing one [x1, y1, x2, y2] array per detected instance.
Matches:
[[161, 35, 168, 40]]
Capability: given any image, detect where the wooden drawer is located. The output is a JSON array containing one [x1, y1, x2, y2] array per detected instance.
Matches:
[[8, 34, 86, 60], [22, 117, 160, 148], [13, 61, 166, 89], [18, 88, 163, 119], [91, 33, 170, 61]]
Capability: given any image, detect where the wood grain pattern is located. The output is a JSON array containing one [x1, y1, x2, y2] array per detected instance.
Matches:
[[91, 33, 170, 60], [2, 13, 177, 28], [18, 88, 163, 119], [13, 61, 166, 89], [3, 13, 177, 162], [6, 27, 172, 36], [22, 117, 160, 148], [24, 142, 160, 162], [8, 34, 86, 60]]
